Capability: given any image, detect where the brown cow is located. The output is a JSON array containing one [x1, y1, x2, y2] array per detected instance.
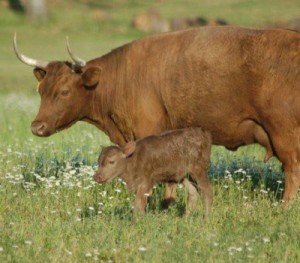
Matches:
[[94, 128, 213, 218], [14, 26, 300, 204]]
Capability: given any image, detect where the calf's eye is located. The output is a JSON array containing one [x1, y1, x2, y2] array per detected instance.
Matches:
[[109, 161, 115, 164]]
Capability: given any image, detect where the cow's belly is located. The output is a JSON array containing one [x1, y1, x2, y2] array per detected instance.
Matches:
[[190, 116, 273, 159]]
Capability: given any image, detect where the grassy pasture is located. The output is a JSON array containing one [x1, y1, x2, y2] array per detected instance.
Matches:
[[0, 0, 300, 262]]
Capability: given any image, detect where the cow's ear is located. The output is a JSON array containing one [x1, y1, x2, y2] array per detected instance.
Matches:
[[122, 141, 136, 157], [33, 68, 46, 81], [82, 66, 101, 89]]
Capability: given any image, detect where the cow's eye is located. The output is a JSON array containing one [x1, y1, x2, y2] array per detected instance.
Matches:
[[61, 90, 69, 96], [109, 160, 115, 165]]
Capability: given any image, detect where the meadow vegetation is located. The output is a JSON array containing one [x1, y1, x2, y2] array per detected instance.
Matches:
[[0, 0, 300, 262]]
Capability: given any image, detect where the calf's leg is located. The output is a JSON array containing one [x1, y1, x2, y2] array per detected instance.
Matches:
[[162, 182, 177, 209], [182, 178, 199, 216], [191, 170, 213, 216], [133, 185, 152, 221]]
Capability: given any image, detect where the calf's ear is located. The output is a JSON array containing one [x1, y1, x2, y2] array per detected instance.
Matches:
[[33, 68, 46, 81], [122, 141, 136, 157], [82, 66, 101, 89]]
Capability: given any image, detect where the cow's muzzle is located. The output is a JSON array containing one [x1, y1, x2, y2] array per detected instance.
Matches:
[[31, 121, 49, 137]]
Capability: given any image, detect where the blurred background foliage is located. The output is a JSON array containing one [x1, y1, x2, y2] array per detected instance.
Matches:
[[1, 0, 299, 91]]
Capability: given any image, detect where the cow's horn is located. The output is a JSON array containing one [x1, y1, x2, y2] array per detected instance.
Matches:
[[13, 33, 49, 69], [66, 36, 86, 67]]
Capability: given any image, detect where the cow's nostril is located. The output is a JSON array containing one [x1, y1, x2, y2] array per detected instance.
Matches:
[[31, 121, 48, 136]]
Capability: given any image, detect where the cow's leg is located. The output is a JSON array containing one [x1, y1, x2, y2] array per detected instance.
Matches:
[[253, 124, 274, 162], [276, 147, 300, 203], [161, 182, 177, 209], [267, 128, 300, 203], [284, 164, 300, 202], [182, 178, 199, 216]]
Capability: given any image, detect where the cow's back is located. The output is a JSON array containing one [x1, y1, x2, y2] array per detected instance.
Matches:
[[133, 27, 299, 147]]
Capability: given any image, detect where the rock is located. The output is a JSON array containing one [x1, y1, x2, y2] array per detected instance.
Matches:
[[132, 9, 170, 33]]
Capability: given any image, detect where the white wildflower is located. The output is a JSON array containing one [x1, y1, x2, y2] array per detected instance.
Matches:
[[260, 189, 268, 194], [138, 246, 147, 252], [25, 240, 32, 245], [234, 168, 246, 174]]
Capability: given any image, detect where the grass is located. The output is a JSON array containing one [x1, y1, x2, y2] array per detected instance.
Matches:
[[1, 0, 300, 262]]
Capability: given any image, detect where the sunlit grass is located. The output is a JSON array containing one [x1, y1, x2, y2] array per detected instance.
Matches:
[[0, 92, 294, 262]]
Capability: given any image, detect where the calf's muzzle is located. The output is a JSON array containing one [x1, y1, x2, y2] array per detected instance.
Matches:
[[94, 173, 104, 183]]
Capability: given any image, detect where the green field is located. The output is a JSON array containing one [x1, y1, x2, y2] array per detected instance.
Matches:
[[1, 1, 300, 262]]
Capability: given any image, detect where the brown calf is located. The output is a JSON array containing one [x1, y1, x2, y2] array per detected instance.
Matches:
[[94, 128, 213, 218]]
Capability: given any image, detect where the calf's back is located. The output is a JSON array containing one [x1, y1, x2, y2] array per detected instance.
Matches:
[[124, 128, 211, 185]]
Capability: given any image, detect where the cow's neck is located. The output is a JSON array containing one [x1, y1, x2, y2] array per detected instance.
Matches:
[[83, 53, 135, 145], [84, 52, 135, 145]]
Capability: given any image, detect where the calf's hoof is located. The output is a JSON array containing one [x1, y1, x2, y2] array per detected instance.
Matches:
[[161, 197, 176, 209]]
